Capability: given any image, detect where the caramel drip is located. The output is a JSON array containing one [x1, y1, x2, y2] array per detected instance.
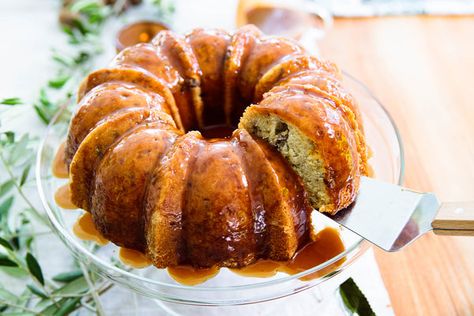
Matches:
[[230, 259, 281, 278], [119, 247, 152, 269], [231, 227, 345, 281], [280, 227, 346, 281], [54, 183, 77, 210], [366, 164, 375, 178], [71, 210, 345, 285], [167, 265, 220, 286], [73, 212, 109, 246], [52, 142, 69, 179]]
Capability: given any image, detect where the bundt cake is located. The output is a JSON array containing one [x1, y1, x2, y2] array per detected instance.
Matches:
[[65, 25, 368, 268]]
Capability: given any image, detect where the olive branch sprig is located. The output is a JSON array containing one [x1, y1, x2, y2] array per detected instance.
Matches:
[[0, 0, 175, 315]]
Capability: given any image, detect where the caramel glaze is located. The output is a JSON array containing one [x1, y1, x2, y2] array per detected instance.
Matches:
[[69, 107, 158, 210], [152, 31, 204, 129], [111, 42, 196, 131], [224, 25, 262, 125], [60, 26, 366, 279], [144, 129, 312, 268], [91, 122, 180, 251], [54, 143, 345, 285], [54, 183, 77, 210], [66, 82, 173, 166], [52, 142, 69, 178], [272, 69, 369, 175], [72, 211, 344, 285], [119, 247, 152, 269], [232, 227, 345, 281], [186, 29, 230, 126], [73, 212, 109, 246], [167, 265, 220, 286], [244, 86, 361, 214], [238, 36, 303, 105], [119, 227, 346, 285]]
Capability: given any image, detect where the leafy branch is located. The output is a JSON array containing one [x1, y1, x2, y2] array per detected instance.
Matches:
[[0, 0, 176, 314]]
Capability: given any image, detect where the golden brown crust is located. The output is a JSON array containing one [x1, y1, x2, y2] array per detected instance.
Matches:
[[238, 37, 303, 104], [92, 122, 180, 251], [241, 86, 360, 213], [186, 28, 230, 125], [254, 55, 340, 101], [182, 136, 255, 268], [66, 82, 174, 167], [234, 129, 311, 260], [111, 44, 190, 131], [144, 132, 201, 267], [274, 71, 368, 175], [224, 25, 262, 125], [78, 67, 184, 131], [69, 107, 153, 210], [67, 26, 367, 269], [152, 31, 204, 129]]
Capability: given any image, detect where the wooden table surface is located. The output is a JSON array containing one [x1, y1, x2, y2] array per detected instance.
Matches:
[[319, 16, 474, 315]]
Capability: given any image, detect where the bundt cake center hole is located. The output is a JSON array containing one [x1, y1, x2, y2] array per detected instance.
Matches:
[[199, 124, 236, 139]]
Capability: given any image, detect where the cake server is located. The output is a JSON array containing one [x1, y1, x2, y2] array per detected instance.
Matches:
[[328, 176, 474, 251]]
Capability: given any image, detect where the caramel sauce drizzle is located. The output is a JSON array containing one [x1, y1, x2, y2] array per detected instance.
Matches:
[[54, 183, 77, 210], [73, 212, 109, 246], [167, 265, 220, 286], [231, 227, 345, 281], [119, 247, 152, 269], [52, 142, 69, 179], [53, 142, 346, 286]]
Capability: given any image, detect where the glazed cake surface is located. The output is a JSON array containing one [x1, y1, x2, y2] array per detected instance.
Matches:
[[65, 25, 368, 268]]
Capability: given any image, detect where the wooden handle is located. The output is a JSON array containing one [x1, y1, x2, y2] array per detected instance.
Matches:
[[432, 202, 474, 236]]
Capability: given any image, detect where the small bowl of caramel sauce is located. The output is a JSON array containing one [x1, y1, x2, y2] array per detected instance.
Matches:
[[115, 20, 169, 52]]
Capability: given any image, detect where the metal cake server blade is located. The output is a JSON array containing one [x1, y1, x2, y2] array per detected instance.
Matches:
[[329, 177, 474, 251]]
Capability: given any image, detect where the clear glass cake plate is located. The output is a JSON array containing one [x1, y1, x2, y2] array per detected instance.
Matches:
[[36, 73, 404, 308]]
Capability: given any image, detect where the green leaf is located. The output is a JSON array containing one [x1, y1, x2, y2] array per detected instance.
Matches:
[[0, 286, 18, 303], [71, 18, 89, 36], [0, 98, 23, 105], [48, 75, 70, 89], [40, 297, 68, 315], [25, 252, 44, 285], [70, 0, 101, 13], [339, 278, 376, 316], [73, 51, 90, 65], [0, 180, 15, 197], [10, 236, 19, 250], [0, 254, 18, 267], [0, 266, 28, 278], [0, 196, 14, 218], [62, 25, 73, 36], [26, 284, 48, 299], [52, 270, 83, 283], [55, 297, 81, 316], [7, 134, 33, 166], [0, 131, 15, 145], [19, 165, 31, 187], [52, 277, 88, 296], [52, 53, 74, 67], [34, 105, 51, 125], [0, 237, 13, 250], [39, 89, 52, 108]]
